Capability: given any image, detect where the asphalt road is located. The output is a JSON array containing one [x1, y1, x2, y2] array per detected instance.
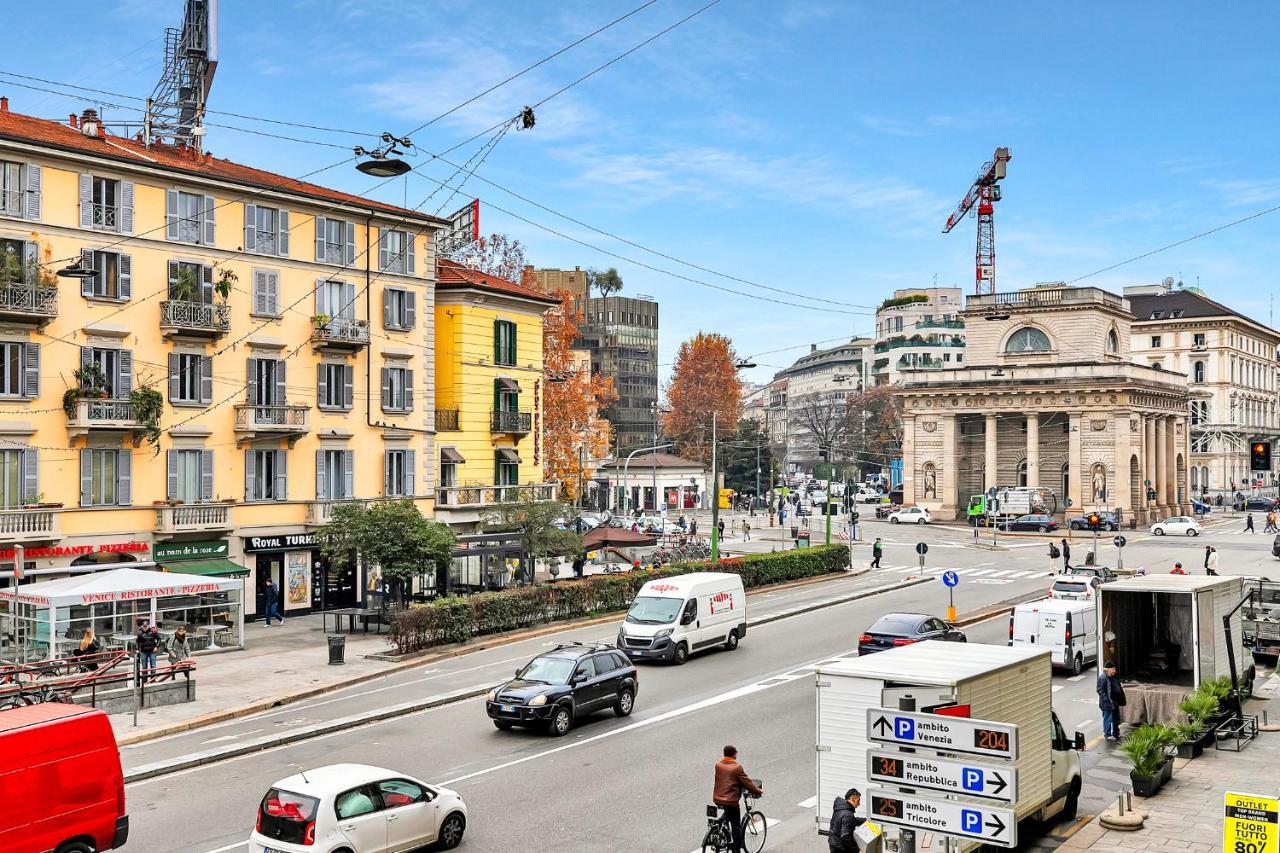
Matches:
[[121, 514, 1275, 853]]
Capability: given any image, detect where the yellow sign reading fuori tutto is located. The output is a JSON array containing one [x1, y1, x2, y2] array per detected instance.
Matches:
[[1224, 791, 1279, 853]]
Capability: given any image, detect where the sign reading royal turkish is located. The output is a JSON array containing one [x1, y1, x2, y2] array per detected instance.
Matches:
[[243, 533, 317, 552], [0, 541, 149, 561]]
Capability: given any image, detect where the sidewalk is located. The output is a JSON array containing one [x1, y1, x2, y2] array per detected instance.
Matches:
[[1059, 679, 1280, 852]]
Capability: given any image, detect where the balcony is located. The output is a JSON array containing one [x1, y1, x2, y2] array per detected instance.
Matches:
[[307, 499, 369, 526], [915, 319, 965, 330], [0, 284, 58, 325], [90, 203, 121, 232], [0, 508, 60, 544], [311, 318, 370, 350], [490, 410, 532, 435], [436, 408, 460, 431], [874, 335, 965, 353], [233, 403, 311, 446], [969, 286, 1125, 313], [436, 482, 559, 509], [160, 300, 230, 338], [66, 398, 143, 440], [155, 501, 234, 536]]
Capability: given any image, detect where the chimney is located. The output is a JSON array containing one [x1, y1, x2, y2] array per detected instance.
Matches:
[[0, 97, 8, 112], [79, 108, 101, 138], [810, 344, 818, 353], [69, 113, 77, 129]]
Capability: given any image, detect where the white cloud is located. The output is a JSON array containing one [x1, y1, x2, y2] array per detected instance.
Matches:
[[1206, 178, 1280, 208]]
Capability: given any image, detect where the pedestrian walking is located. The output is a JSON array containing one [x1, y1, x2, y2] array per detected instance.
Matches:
[[828, 788, 865, 852], [1267, 511, 1277, 534], [1097, 661, 1126, 741], [779, 507, 787, 526], [1245, 513, 1255, 533], [1060, 538, 1072, 571], [168, 627, 192, 665], [769, 508, 776, 527], [263, 578, 283, 626], [741, 519, 751, 541], [691, 517, 699, 537], [136, 622, 160, 680], [572, 551, 586, 579], [1206, 546, 1219, 576], [718, 518, 726, 541], [871, 538, 883, 569], [1048, 541, 1061, 573]]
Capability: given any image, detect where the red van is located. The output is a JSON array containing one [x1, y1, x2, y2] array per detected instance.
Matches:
[[0, 703, 128, 853]]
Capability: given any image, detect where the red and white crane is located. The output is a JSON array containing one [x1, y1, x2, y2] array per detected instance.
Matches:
[[942, 147, 1012, 295]]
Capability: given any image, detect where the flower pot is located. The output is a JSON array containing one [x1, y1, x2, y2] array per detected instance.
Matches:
[[1130, 770, 1162, 798], [1176, 738, 1202, 759], [1159, 756, 1173, 785]]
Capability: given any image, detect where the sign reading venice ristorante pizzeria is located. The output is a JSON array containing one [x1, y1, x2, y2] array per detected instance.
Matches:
[[0, 541, 149, 561], [243, 533, 318, 553]]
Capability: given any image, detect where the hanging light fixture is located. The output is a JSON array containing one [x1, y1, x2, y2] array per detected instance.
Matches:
[[56, 259, 97, 279], [355, 133, 413, 177]]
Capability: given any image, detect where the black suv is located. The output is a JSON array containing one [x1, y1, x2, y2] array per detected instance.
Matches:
[[486, 643, 638, 737], [1068, 511, 1120, 531]]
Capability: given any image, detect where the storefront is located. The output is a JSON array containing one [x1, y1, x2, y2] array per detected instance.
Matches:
[[240, 533, 358, 618], [0, 539, 155, 589], [447, 532, 526, 594]]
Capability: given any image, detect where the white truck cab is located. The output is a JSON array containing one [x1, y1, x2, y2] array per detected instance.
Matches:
[[617, 573, 747, 665]]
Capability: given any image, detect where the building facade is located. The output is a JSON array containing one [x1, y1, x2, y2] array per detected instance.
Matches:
[[595, 451, 706, 513], [1126, 282, 1280, 494], [0, 103, 448, 618], [576, 295, 659, 455], [770, 339, 873, 470], [433, 260, 558, 529], [898, 285, 1190, 524], [527, 265, 588, 319], [873, 286, 965, 385]]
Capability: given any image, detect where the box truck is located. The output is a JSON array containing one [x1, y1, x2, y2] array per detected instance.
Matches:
[[816, 643, 1083, 850], [1010, 598, 1098, 675]]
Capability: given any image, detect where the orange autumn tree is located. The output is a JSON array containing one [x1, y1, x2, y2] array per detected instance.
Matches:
[[543, 289, 616, 502], [662, 333, 742, 466]]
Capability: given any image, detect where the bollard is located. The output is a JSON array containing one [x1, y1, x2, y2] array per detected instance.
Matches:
[[1265, 711, 1270, 727], [1117, 790, 1126, 817], [1125, 791, 1133, 813]]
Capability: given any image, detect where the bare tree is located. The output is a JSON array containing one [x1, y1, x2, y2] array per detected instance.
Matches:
[[791, 391, 853, 463]]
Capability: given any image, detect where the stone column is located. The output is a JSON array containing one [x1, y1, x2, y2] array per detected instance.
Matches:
[[1112, 412, 1132, 522], [940, 414, 958, 519], [1068, 413, 1084, 517], [1145, 415, 1158, 522], [902, 414, 917, 504], [1164, 415, 1179, 510], [1155, 414, 1169, 514], [984, 413, 998, 491], [1026, 415, 1040, 488]]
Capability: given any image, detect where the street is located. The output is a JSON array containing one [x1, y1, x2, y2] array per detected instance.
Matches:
[[120, 515, 1276, 853]]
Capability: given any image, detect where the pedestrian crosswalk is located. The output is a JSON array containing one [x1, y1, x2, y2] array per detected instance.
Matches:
[[871, 564, 1051, 580]]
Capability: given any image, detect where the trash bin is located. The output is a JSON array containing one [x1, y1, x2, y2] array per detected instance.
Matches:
[[790, 525, 799, 538], [327, 635, 346, 665], [796, 531, 811, 549]]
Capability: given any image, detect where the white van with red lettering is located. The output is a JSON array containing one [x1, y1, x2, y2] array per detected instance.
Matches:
[[617, 572, 747, 665]]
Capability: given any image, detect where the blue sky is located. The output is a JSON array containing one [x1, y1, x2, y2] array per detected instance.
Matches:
[[8, 1, 1280, 384]]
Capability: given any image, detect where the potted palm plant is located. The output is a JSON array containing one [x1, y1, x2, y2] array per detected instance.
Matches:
[[1120, 724, 1166, 797], [1149, 724, 1184, 784], [1175, 690, 1219, 758]]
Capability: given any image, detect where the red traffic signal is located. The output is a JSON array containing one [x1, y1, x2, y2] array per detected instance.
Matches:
[[1087, 513, 1101, 531]]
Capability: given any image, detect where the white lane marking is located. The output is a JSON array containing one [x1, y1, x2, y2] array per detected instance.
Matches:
[[1077, 719, 1098, 729], [797, 795, 818, 809], [985, 569, 1019, 578], [972, 579, 1013, 585], [963, 569, 996, 577], [201, 843, 247, 853], [1007, 570, 1042, 578], [1068, 674, 1087, 682], [201, 729, 263, 745], [1052, 686, 1064, 693]]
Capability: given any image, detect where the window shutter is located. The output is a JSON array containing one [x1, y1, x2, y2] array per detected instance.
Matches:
[[315, 278, 329, 317], [404, 291, 416, 328], [405, 369, 414, 411], [168, 353, 180, 401], [378, 231, 390, 271], [341, 281, 356, 320], [202, 195, 216, 245], [22, 342, 38, 399], [120, 181, 134, 233], [79, 173, 93, 228], [80, 345, 92, 371], [166, 189, 179, 240], [166, 450, 178, 500], [274, 359, 287, 406], [380, 368, 390, 411], [314, 216, 326, 261], [343, 449, 354, 499], [383, 288, 393, 328], [245, 357, 258, 403], [384, 451, 392, 496], [317, 363, 329, 407], [80, 249, 95, 298], [404, 449, 415, 497], [315, 450, 326, 500], [22, 240, 36, 276], [507, 322, 516, 364], [167, 259, 180, 296], [275, 451, 288, 501], [494, 319, 502, 363], [244, 450, 256, 501], [21, 448, 37, 504], [406, 236, 416, 276], [493, 378, 501, 414], [117, 350, 132, 398], [24, 163, 40, 221], [266, 272, 279, 315], [79, 448, 92, 507], [201, 449, 214, 502], [200, 264, 214, 304], [243, 203, 257, 252], [344, 221, 356, 265], [253, 270, 267, 314], [278, 210, 290, 257], [342, 365, 353, 409], [118, 254, 131, 300], [116, 451, 131, 506], [199, 355, 213, 404]]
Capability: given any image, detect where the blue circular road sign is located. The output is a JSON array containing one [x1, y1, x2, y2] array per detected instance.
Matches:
[[942, 570, 960, 588]]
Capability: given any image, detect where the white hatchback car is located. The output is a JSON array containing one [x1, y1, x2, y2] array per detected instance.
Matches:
[[888, 507, 931, 525], [1150, 516, 1201, 537], [250, 764, 467, 853]]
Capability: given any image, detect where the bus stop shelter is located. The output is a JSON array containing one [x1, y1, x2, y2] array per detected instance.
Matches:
[[0, 568, 244, 662]]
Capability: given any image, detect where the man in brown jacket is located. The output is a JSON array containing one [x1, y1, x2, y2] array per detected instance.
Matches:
[[714, 745, 764, 852]]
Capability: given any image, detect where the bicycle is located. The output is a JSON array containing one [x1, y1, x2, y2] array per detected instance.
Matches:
[[702, 781, 766, 853], [0, 682, 73, 711]]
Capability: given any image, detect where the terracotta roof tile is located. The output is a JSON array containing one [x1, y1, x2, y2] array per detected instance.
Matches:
[[0, 107, 444, 222], [436, 258, 560, 304]]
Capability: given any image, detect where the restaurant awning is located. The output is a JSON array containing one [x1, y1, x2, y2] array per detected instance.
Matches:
[[0, 567, 243, 607], [160, 558, 249, 578], [496, 448, 521, 464], [440, 447, 465, 464], [582, 527, 658, 548], [495, 377, 520, 392]]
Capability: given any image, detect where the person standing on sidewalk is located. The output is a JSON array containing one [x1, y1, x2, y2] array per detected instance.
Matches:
[[1060, 538, 1072, 571], [136, 622, 160, 680], [263, 578, 283, 626], [741, 519, 751, 541], [871, 538, 883, 569], [1245, 513, 1255, 533], [828, 788, 865, 853], [1097, 661, 1126, 741], [1206, 546, 1220, 576], [718, 518, 726, 541]]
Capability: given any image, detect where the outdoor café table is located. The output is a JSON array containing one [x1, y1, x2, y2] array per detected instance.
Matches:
[[197, 624, 223, 651], [323, 608, 386, 634]]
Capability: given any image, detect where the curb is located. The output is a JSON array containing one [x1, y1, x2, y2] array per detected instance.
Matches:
[[121, 574, 931, 780], [117, 569, 870, 747]]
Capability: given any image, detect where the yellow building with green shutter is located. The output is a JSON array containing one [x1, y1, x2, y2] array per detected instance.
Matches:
[[433, 259, 558, 529]]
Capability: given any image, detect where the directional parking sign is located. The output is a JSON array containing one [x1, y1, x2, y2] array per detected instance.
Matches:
[[868, 788, 1016, 848], [866, 708, 1018, 760], [941, 570, 959, 588], [867, 750, 1017, 803]]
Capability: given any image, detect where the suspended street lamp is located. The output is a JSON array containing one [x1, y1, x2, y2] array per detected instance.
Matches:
[[56, 259, 97, 279], [355, 133, 414, 177]]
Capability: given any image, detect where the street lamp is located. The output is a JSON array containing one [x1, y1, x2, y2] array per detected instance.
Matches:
[[56, 260, 97, 279], [355, 133, 413, 177]]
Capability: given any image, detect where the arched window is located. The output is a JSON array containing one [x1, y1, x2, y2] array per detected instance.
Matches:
[[1193, 361, 1205, 383], [1106, 328, 1119, 353], [1005, 327, 1052, 353], [1061, 463, 1070, 499], [1016, 459, 1028, 487]]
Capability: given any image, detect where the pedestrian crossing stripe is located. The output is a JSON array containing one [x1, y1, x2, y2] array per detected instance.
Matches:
[[874, 565, 1044, 580]]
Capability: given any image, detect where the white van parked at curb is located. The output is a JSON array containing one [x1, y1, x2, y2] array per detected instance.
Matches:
[[617, 573, 747, 665]]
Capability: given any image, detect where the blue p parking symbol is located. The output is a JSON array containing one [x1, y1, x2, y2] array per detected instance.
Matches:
[[895, 717, 915, 741], [961, 809, 981, 834], [962, 768, 983, 792]]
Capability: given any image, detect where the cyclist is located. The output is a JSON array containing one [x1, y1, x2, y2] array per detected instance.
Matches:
[[828, 788, 865, 852], [713, 745, 763, 852]]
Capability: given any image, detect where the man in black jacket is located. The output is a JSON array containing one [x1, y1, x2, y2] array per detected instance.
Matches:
[[136, 623, 161, 680], [828, 788, 864, 852], [1097, 660, 1126, 741]]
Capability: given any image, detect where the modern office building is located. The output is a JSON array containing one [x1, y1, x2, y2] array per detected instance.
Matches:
[[872, 286, 965, 384], [576, 294, 660, 456]]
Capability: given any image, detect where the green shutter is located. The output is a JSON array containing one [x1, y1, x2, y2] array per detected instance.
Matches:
[[493, 319, 502, 363]]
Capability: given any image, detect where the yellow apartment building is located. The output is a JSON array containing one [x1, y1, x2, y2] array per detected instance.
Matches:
[[434, 259, 558, 534], [0, 101, 449, 619]]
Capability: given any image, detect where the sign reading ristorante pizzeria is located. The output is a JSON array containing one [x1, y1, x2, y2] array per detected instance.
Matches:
[[0, 541, 149, 561]]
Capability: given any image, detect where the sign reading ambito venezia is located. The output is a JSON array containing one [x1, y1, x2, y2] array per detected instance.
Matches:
[[0, 541, 149, 561]]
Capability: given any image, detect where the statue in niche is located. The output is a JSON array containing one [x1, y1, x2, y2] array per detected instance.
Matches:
[[1091, 463, 1107, 503], [923, 463, 937, 500]]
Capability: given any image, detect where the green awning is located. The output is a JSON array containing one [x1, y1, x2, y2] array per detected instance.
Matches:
[[161, 558, 250, 578]]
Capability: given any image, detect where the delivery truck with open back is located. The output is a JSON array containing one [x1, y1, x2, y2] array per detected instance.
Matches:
[[816, 643, 1083, 851], [1097, 574, 1252, 726]]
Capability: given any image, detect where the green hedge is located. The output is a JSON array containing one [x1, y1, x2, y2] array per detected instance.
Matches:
[[388, 545, 849, 654]]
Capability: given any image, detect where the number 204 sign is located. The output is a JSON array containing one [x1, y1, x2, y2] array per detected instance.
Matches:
[[1225, 792, 1279, 853]]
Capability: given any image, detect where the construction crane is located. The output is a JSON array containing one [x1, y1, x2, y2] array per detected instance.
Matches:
[[942, 147, 1012, 295], [145, 0, 218, 151]]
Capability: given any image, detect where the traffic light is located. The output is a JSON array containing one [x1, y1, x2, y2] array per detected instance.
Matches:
[[1252, 442, 1272, 472], [1087, 512, 1101, 531]]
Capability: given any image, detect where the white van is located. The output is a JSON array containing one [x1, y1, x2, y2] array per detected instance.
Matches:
[[1010, 598, 1098, 675], [617, 572, 747, 665]]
